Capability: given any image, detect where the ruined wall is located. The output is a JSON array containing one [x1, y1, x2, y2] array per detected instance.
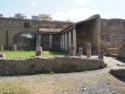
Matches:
[[76, 17, 100, 54], [0, 56, 106, 75], [101, 19, 125, 50], [0, 18, 71, 50]]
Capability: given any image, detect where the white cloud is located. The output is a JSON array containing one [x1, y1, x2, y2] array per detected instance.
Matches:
[[52, 8, 110, 22], [73, 0, 87, 6], [31, 1, 39, 7], [52, 8, 97, 22]]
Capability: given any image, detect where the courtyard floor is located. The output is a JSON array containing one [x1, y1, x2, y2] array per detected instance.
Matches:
[[0, 56, 125, 94]]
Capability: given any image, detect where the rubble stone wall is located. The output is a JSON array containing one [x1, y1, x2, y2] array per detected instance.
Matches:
[[0, 56, 106, 75], [101, 19, 125, 50]]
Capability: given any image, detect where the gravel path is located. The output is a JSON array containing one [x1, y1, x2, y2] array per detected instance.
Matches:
[[0, 56, 125, 94]]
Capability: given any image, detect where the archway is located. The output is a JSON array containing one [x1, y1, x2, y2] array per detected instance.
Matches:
[[14, 31, 36, 50]]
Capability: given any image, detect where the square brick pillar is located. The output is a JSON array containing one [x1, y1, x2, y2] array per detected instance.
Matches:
[[87, 43, 91, 58]]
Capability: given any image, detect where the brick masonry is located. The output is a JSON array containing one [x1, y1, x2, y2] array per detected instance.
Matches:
[[0, 56, 107, 75], [0, 18, 71, 50]]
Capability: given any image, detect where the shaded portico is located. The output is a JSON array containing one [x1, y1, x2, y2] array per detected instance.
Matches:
[[37, 14, 101, 55]]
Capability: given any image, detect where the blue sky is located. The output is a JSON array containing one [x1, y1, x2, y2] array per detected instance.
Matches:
[[0, 0, 125, 22]]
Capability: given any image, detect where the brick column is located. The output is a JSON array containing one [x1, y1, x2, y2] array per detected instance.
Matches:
[[98, 50, 104, 60], [87, 43, 91, 58], [49, 35, 52, 49]]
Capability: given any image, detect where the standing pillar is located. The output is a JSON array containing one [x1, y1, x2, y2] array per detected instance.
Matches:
[[65, 33, 68, 50], [62, 34, 65, 50], [68, 31, 71, 50], [49, 35, 52, 49], [36, 34, 41, 46], [72, 29, 77, 54], [79, 47, 83, 56], [96, 16, 101, 50], [36, 34, 42, 56], [60, 35, 62, 49], [87, 43, 91, 58]]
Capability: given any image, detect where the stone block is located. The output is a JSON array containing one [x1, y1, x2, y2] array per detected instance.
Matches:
[[79, 47, 83, 56], [36, 46, 42, 56], [69, 45, 75, 56], [12, 45, 17, 51], [86, 43, 91, 58], [98, 50, 104, 60], [0, 45, 3, 51]]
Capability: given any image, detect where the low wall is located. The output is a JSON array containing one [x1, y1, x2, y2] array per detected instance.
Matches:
[[0, 56, 107, 75], [106, 48, 119, 55], [110, 66, 125, 78]]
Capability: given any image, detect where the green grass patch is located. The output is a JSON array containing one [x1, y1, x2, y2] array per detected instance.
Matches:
[[0, 51, 67, 59]]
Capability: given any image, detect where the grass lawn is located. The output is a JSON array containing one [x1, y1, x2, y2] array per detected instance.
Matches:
[[0, 51, 67, 59]]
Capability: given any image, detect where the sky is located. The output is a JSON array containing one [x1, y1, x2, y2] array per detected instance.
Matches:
[[0, 0, 125, 22]]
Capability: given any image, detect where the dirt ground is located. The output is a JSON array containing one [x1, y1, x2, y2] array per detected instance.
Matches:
[[0, 56, 125, 94]]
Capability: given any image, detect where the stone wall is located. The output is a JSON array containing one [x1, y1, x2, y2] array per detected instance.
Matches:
[[0, 56, 106, 75], [0, 18, 71, 50], [118, 44, 125, 59], [101, 19, 125, 50]]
